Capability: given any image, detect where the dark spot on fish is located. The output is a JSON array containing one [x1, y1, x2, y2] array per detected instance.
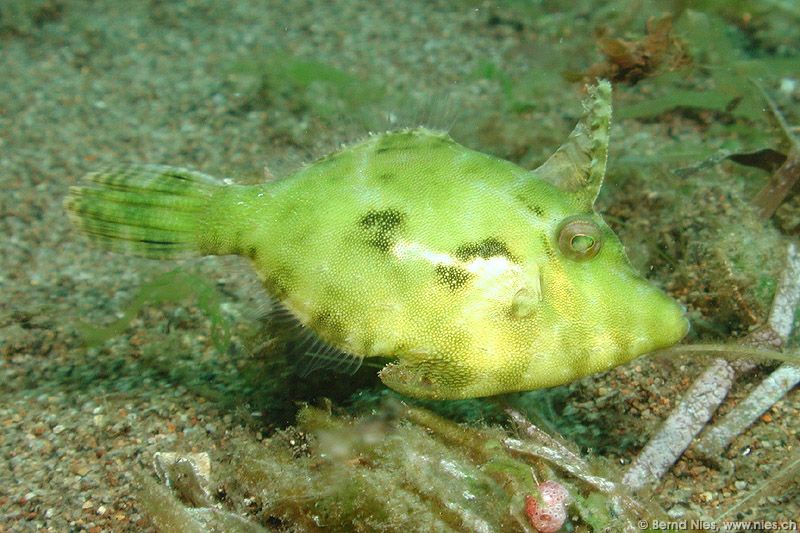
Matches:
[[229, 230, 245, 255], [375, 132, 415, 154], [378, 172, 395, 181], [513, 194, 545, 217], [373, 131, 452, 154], [164, 170, 191, 181], [264, 277, 286, 298], [310, 309, 347, 339], [435, 264, 472, 290], [264, 269, 293, 299], [455, 237, 518, 263], [247, 245, 259, 259], [360, 208, 404, 228], [199, 231, 223, 256], [527, 203, 544, 217], [359, 208, 405, 252], [540, 233, 555, 259]]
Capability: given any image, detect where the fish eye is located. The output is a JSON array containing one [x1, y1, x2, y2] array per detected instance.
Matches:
[[557, 216, 602, 261]]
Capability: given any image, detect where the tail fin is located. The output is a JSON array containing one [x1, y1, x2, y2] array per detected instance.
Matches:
[[65, 164, 223, 259]]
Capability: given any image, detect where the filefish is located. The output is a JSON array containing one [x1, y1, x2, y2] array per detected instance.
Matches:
[[65, 81, 688, 399]]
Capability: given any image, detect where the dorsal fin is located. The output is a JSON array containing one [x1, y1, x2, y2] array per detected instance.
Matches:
[[531, 80, 612, 211]]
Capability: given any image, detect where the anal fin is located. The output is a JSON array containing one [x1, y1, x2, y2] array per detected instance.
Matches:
[[261, 299, 364, 377]]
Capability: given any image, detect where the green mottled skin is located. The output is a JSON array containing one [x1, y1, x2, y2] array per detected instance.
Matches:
[[66, 81, 688, 399]]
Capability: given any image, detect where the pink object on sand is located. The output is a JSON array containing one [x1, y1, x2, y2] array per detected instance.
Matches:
[[524, 480, 570, 533]]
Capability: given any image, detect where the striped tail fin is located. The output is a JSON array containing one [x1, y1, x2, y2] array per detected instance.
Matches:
[[64, 164, 223, 259]]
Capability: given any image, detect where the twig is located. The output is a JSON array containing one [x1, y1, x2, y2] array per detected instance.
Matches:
[[622, 358, 736, 491], [695, 243, 800, 456], [696, 364, 800, 457], [750, 81, 800, 221], [633, 142, 794, 486], [505, 409, 617, 493], [506, 410, 656, 532], [752, 148, 800, 221], [767, 243, 800, 341], [624, 242, 799, 490]]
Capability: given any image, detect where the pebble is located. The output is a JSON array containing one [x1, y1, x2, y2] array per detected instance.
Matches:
[[667, 506, 687, 518]]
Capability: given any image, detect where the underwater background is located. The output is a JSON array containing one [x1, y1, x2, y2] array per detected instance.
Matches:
[[1, 0, 799, 531]]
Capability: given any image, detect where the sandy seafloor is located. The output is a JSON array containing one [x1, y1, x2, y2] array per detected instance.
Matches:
[[1, 1, 798, 531]]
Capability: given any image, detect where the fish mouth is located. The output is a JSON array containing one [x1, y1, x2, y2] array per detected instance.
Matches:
[[645, 298, 690, 353]]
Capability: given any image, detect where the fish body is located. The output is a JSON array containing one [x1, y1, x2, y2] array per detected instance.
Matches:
[[66, 81, 688, 399]]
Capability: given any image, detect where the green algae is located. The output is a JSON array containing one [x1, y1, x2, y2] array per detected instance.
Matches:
[[617, 10, 798, 126], [227, 53, 386, 138], [76, 269, 231, 352], [138, 472, 268, 533], [139, 404, 662, 531]]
